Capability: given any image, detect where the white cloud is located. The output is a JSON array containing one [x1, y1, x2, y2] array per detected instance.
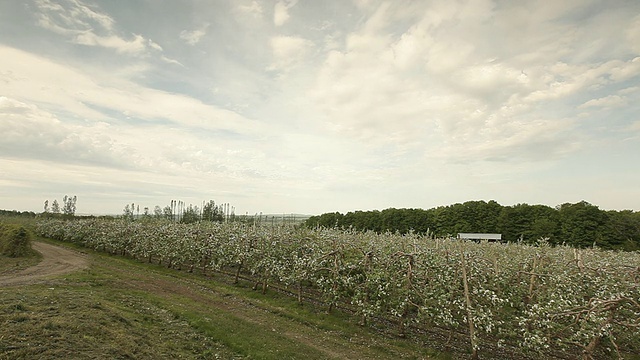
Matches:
[[579, 95, 627, 109], [274, 0, 298, 27], [308, 1, 606, 164], [629, 14, 640, 54], [352, 0, 373, 9], [180, 23, 210, 45], [35, 0, 114, 32], [2, 0, 640, 214], [0, 46, 260, 136], [431, 116, 580, 163], [619, 86, 639, 95], [74, 32, 148, 54], [161, 56, 184, 67], [236, 1, 263, 18], [34, 0, 161, 56], [0, 96, 127, 167], [268, 35, 314, 70], [0, 95, 276, 188], [67, 0, 115, 30], [148, 39, 163, 52], [609, 57, 640, 82], [450, 62, 529, 101], [629, 121, 640, 132]]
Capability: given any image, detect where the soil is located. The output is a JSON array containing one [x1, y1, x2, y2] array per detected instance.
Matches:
[[0, 241, 88, 286]]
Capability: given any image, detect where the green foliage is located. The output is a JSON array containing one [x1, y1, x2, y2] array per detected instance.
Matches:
[[119, 200, 226, 223], [0, 210, 37, 218], [499, 204, 560, 245], [0, 223, 32, 257], [51, 199, 61, 214], [557, 201, 608, 247], [1, 246, 431, 360], [180, 204, 200, 224], [202, 200, 224, 222], [122, 203, 134, 220], [62, 195, 77, 216], [305, 201, 640, 250], [600, 210, 640, 251], [41, 195, 77, 217], [34, 218, 640, 358], [307, 211, 344, 228]]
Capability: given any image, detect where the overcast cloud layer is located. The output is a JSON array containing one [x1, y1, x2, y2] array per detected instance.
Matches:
[[1, 0, 639, 215]]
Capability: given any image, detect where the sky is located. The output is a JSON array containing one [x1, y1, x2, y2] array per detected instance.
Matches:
[[1, 0, 639, 216]]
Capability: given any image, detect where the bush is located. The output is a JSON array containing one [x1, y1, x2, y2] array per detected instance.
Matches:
[[0, 223, 32, 257]]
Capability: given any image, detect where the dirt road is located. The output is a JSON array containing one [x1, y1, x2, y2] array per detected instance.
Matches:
[[0, 242, 89, 286]]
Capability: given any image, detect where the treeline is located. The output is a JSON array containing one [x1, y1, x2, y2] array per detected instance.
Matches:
[[0, 209, 37, 218], [43, 195, 77, 216], [304, 200, 640, 250], [122, 200, 237, 224]]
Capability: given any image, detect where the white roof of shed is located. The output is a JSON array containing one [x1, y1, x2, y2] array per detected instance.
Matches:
[[458, 233, 502, 240]]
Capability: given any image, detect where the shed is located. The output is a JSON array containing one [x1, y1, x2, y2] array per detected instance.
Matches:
[[457, 233, 502, 241]]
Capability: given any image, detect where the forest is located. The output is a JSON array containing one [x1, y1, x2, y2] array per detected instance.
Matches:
[[304, 200, 640, 251]]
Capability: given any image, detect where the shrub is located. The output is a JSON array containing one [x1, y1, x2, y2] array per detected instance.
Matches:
[[0, 223, 32, 257]]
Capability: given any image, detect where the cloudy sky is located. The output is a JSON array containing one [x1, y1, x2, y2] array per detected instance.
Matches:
[[1, 0, 639, 215]]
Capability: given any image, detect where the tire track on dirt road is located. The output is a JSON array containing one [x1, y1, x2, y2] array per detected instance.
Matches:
[[0, 242, 89, 287]]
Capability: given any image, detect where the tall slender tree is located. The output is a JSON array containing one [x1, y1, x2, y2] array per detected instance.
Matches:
[[51, 200, 60, 214], [62, 195, 77, 216]]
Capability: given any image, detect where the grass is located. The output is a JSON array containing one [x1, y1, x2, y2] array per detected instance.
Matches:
[[0, 218, 41, 273], [0, 237, 444, 360], [0, 286, 236, 359], [0, 251, 41, 274], [0, 223, 34, 258]]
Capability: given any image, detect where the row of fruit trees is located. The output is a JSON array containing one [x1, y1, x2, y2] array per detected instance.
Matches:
[[35, 218, 640, 359]]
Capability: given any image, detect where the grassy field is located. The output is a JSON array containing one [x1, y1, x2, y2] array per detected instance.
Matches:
[[0, 237, 448, 360]]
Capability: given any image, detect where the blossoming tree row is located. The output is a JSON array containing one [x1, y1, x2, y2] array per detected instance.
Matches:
[[36, 218, 640, 359]]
